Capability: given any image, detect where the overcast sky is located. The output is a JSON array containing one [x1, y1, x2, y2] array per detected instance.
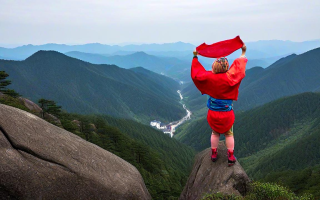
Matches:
[[1, 0, 319, 46]]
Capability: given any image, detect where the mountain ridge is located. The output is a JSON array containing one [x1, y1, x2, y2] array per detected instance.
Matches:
[[0, 50, 185, 123]]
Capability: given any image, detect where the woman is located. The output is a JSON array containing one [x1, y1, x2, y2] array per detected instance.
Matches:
[[192, 44, 247, 166]]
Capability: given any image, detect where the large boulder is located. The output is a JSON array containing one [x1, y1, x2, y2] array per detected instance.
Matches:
[[179, 142, 250, 200], [0, 104, 151, 200], [17, 97, 42, 115], [17, 97, 62, 127]]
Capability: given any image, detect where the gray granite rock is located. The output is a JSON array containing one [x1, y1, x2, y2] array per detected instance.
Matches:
[[17, 97, 62, 126], [0, 104, 151, 200], [18, 97, 42, 115], [179, 142, 250, 200]]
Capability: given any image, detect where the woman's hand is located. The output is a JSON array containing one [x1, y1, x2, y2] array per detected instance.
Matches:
[[241, 44, 246, 57], [193, 49, 198, 56], [241, 44, 247, 52]]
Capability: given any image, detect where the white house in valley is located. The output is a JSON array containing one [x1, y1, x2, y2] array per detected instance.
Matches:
[[150, 120, 161, 129], [150, 120, 167, 130]]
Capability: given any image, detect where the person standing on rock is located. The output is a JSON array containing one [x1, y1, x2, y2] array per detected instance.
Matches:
[[191, 36, 247, 166]]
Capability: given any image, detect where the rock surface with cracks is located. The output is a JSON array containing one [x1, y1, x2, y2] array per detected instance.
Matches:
[[0, 104, 151, 200], [179, 141, 250, 200]]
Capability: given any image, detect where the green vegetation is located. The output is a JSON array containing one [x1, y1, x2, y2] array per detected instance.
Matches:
[[262, 165, 320, 199], [0, 50, 185, 124], [174, 116, 210, 151], [0, 95, 29, 112], [175, 92, 320, 198], [60, 113, 195, 199], [38, 98, 62, 118], [201, 182, 314, 200], [0, 70, 20, 97], [181, 82, 208, 118]]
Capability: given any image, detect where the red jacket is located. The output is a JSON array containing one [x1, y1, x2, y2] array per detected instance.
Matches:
[[191, 56, 248, 133], [191, 56, 248, 100]]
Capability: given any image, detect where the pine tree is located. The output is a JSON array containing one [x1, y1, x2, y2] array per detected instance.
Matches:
[[38, 98, 62, 118], [0, 71, 20, 97], [47, 100, 62, 117]]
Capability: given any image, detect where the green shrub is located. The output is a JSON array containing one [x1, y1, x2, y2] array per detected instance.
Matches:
[[201, 192, 242, 200], [0, 95, 29, 112], [201, 182, 314, 200], [246, 182, 314, 200]]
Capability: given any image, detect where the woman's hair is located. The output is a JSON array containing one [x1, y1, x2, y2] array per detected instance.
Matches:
[[212, 57, 229, 74]]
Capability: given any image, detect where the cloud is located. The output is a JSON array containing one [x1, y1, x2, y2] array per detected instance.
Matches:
[[0, 0, 319, 44]]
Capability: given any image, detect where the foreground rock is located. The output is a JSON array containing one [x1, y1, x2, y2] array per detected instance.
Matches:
[[180, 142, 250, 200], [0, 104, 151, 200]]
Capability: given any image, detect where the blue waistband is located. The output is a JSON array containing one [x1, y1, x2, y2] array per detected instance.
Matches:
[[207, 96, 233, 111]]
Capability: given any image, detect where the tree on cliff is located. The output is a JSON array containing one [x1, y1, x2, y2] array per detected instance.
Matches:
[[38, 98, 62, 118], [0, 71, 20, 98]]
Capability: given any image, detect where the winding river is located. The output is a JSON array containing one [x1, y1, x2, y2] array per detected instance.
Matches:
[[150, 88, 192, 137], [167, 90, 192, 137]]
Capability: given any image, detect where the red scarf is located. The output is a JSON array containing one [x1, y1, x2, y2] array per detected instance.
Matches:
[[192, 36, 246, 133], [196, 36, 244, 58]]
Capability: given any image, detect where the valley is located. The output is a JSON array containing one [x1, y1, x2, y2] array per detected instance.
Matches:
[[2, 1, 320, 199], [1, 39, 320, 199], [150, 89, 192, 137]]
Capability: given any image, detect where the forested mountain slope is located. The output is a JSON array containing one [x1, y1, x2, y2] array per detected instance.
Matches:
[[174, 92, 320, 198], [0, 50, 185, 123], [235, 48, 320, 110], [175, 92, 320, 153]]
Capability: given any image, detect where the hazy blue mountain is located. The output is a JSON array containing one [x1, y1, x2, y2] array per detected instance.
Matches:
[[109, 50, 136, 56], [0, 55, 16, 60], [247, 39, 320, 56], [227, 39, 320, 60], [1, 39, 319, 61], [122, 41, 195, 51], [0, 42, 195, 60], [0, 50, 185, 123], [65, 51, 113, 64], [244, 54, 292, 69], [65, 51, 191, 81], [235, 47, 320, 110]]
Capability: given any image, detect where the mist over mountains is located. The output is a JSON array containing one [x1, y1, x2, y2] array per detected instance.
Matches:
[[65, 51, 191, 81], [1, 39, 319, 61], [0, 42, 194, 60]]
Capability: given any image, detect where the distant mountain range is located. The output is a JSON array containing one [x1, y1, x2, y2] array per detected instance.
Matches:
[[1, 39, 319, 61], [0, 42, 195, 60], [0, 50, 185, 123], [65, 51, 191, 81]]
